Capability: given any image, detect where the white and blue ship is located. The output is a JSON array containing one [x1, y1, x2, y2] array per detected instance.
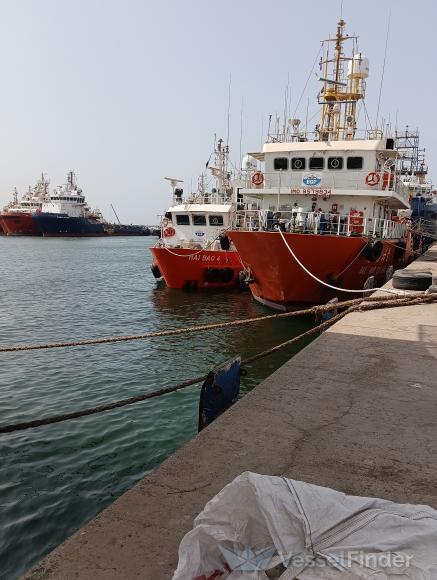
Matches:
[[32, 171, 106, 236]]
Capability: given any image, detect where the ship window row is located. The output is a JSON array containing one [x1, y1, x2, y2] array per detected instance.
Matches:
[[49, 197, 84, 202], [175, 214, 224, 226], [273, 156, 363, 171]]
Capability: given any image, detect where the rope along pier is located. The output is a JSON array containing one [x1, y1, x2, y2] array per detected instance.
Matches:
[[0, 293, 425, 354], [0, 293, 436, 434]]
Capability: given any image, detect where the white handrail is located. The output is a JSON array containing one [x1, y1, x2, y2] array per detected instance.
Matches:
[[235, 210, 408, 240]]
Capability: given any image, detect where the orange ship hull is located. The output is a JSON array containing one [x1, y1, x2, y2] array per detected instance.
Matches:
[[0, 212, 41, 236], [229, 231, 405, 308], [150, 246, 243, 289]]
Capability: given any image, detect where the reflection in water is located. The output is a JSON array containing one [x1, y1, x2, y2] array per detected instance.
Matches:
[[0, 237, 316, 579]]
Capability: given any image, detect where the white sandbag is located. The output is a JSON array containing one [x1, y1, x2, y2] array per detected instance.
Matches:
[[173, 471, 437, 579]]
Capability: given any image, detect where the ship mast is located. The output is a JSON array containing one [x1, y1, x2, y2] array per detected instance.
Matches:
[[318, 20, 368, 141], [211, 137, 230, 199]]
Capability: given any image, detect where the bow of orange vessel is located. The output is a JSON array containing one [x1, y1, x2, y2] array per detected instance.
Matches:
[[150, 138, 244, 290]]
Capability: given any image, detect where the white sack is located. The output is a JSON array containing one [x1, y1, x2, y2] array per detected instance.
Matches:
[[173, 471, 437, 579]]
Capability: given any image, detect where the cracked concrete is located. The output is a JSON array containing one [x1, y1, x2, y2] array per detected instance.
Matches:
[[23, 246, 437, 580]]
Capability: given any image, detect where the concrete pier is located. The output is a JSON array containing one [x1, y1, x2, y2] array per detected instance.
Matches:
[[25, 246, 437, 580]]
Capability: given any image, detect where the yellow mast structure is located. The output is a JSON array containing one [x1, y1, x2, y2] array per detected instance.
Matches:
[[319, 19, 368, 142]]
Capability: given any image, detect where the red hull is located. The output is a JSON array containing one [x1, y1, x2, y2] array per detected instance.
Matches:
[[150, 247, 243, 289], [229, 231, 405, 308], [0, 212, 41, 236]]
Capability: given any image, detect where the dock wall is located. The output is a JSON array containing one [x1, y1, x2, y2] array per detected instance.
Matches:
[[25, 245, 437, 579]]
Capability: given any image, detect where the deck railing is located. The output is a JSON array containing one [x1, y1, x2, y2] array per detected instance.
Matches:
[[234, 210, 408, 240], [266, 128, 384, 144], [170, 193, 234, 206]]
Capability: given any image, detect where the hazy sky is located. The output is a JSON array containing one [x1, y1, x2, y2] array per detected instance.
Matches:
[[0, 0, 435, 223]]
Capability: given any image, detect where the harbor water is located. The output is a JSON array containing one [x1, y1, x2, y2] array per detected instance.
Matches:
[[0, 236, 315, 579]]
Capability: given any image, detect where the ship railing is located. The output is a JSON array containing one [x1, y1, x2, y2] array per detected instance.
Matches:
[[266, 129, 384, 144], [170, 193, 234, 206], [234, 210, 408, 240]]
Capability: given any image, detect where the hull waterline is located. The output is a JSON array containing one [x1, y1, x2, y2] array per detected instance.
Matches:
[[0, 212, 41, 236], [32, 213, 106, 237], [229, 230, 405, 308], [150, 246, 243, 289]]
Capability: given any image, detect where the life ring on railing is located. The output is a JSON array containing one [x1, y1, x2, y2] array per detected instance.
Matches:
[[163, 226, 176, 238], [349, 209, 364, 234], [365, 172, 380, 187], [251, 171, 264, 186]]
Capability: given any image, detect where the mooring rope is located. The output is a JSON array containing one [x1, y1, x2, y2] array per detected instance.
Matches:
[[0, 293, 435, 434], [0, 293, 424, 353], [278, 228, 405, 295]]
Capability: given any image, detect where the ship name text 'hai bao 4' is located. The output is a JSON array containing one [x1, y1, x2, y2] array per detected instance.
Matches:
[[229, 19, 420, 309]]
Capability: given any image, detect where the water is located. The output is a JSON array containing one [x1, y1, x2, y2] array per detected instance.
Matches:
[[0, 237, 315, 579]]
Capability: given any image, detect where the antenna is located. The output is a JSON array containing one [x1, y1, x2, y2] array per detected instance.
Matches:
[[226, 73, 231, 147], [239, 98, 244, 168], [282, 75, 289, 136], [375, 11, 391, 131], [304, 96, 310, 136]]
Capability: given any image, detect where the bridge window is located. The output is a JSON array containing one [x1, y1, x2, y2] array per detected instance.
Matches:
[[291, 157, 306, 170], [193, 214, 206, 226], [175, 214, 190, 225], [309, 157, 324, 170], [209, 215, 224, 226], [347, 156, 363, 169], [274, 157, 288, 170], [328, 157, 344, 170]]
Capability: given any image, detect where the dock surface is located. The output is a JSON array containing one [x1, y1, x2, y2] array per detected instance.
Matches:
[[25, 246, 437, 579]]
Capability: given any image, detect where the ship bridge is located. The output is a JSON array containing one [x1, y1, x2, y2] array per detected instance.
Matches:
[[239, 137, 409, 214]]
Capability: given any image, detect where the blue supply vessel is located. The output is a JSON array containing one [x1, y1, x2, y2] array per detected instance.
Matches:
[[32, 171, 107, 237]]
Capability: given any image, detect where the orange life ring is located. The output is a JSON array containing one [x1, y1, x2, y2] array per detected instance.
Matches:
[[365, 172, 380, 187], [163, 226, 176, 238], [251, 171, 264, 186]]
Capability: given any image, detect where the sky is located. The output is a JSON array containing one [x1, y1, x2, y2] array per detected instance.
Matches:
[[0, 0, 435, 223]]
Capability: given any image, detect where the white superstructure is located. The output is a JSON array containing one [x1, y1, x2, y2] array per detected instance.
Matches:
[[2, 174, 50, 213], [236, 20, 410, 237], [157, 138, 236, 249], [40, 170, 100, 219]]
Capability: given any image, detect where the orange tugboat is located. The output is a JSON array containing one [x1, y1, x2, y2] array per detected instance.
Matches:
[[150, 138, 243, 289], [229, 20, 416, 309]]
